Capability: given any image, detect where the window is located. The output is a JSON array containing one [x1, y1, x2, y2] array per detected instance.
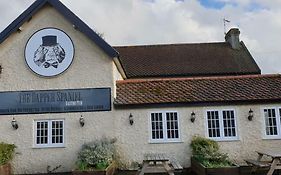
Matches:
[[206, 109, 238, 141], [263, 108, 281, 139], [34, 120, 64, 148], [150, 112, 180, 142]]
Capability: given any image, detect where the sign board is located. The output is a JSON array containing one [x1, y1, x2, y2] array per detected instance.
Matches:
[[25, 28, 74, 77], [0, 88, 111, 115]]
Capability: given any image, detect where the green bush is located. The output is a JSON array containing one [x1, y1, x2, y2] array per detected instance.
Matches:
[[190, 136, 232, 168], [76, 138, 116, 170], [0, 142, 16, 165]]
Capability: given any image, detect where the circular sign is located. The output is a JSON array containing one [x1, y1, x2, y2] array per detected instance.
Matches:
[[25, 28, 74, 77]]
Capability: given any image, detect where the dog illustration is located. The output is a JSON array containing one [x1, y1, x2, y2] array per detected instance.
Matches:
[[33, 35, 65, 68]]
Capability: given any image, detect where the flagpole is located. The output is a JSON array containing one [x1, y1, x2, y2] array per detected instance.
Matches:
[[223, 18, 230, 35]]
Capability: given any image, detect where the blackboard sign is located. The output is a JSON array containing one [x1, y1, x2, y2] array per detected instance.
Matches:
[[0, 88, 111, 115]]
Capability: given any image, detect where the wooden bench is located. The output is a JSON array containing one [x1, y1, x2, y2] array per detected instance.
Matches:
[[139, 153, 183, 175], [245, 159, 271, 168], [245, 159, 271, 174], [170, 160, 183, 172]]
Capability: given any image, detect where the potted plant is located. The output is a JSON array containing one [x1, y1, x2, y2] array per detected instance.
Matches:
[[190, 136, 239, 175], [0, 142, 16, 175], [73, 138, 117, 175]]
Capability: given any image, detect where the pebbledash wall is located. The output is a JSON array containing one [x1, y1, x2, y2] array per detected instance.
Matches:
[[114, 104, 281, 168], [0, 5, 119, 174], [0, 2, 281, 175]]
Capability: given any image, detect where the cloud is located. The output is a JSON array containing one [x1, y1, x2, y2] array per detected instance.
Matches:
[[0, 0, 33, 32], [0, 0, 280, 74]]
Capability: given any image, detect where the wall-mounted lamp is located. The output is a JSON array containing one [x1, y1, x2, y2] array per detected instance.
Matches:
[[73, 25, 78, 30], [129, 113, 134, 125], [248, 109, 254, 121], [79, 115, 85, 127], [11, 118, 18, 130], [17, 27, 23, 33], [190, 111, 196, 123]]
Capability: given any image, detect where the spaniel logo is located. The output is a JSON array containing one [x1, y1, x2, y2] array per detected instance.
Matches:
[[25, 28, 74, 77], [34, 35, 65, 68]]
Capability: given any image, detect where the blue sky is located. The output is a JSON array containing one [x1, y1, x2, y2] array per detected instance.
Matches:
[[198, 0, 227, 9], [198, 0, 264, 11]]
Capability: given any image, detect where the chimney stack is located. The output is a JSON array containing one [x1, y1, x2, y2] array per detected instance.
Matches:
[[225, 28, 241, 49]]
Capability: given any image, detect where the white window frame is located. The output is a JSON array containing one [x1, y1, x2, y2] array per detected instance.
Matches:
[[205, 109, 238, 141], [149, 111, 181, 143], [34, 119, 65, 148], [262, 107, 281, 139]]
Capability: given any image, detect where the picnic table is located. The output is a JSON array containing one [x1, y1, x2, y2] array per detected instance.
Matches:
[[245, 150, 281, 175], [139, 153, 182, 175]]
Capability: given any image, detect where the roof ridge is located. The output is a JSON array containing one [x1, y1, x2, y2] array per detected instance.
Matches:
[[117, 74, 281, 84], [113, 42, 227, 48]]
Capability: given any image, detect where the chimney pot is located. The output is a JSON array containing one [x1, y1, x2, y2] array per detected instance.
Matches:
[[225, 28, 241, 49]]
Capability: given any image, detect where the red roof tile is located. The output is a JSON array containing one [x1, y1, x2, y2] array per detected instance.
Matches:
[[114, 42, 261, 78], [114, 74, 281, 106]]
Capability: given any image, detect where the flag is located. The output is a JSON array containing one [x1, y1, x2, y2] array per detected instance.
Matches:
[[224, 18, 230, 23]]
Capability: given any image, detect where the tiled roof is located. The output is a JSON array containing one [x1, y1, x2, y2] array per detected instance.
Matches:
[[114, 42, 261, 78], [114, 74, 281, 106]]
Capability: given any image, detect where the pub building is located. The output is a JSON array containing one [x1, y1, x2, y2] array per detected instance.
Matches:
[[0, 0, 281, 174]]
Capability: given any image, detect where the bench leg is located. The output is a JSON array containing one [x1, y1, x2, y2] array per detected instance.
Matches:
[[267, 159, 278, 175], [163, 161, 174, 175], [139, 162, 149, 175]]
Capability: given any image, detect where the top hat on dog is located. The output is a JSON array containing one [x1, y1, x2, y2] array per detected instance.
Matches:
[[42, 35, 57, 46]]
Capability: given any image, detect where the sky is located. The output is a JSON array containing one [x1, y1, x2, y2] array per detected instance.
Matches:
[[0, 0, 281, 74]]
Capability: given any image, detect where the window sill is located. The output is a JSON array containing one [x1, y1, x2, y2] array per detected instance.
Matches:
[[149, 140, 183, 144], [33, 145, 65, 149], [262, 137, 281, 140], [209, 138, 240, 142]]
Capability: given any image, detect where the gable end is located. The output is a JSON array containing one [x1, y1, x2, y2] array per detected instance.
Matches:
[[0, 0, 118, 58]]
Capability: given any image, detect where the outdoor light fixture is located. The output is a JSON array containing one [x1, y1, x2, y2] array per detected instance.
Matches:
[[72, 24, 78, 29], [129, 113, 134, 125], [248, 109, 254, 121], [11, 118, 18, 130], [17, 27, 23, 33], [79, 115, 85, 127], [190, 111, 196, 123]]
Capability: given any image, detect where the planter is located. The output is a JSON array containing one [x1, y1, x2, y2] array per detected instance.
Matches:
[[0, 163, 12, 175], [239, 164, 278, 175], [191, 157, 239, 175], [72, 162, 116, 175]]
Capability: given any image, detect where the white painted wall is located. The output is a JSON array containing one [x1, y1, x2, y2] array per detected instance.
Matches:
[[0, 4, 117, 174], [113, 104, 281, 168]]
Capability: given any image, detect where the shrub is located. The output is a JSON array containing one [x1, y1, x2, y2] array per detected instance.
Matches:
[[76, 138, 116, 170], [0, 142, 16, 165], [190, 136, 232, 168]]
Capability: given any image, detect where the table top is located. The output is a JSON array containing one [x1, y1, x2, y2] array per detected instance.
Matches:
[[144, 153, 170, 161], [257, 150, 281, 158]]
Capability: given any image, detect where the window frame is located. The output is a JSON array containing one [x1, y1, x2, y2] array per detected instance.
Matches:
[[205, 109, 238, 141], [33, 119, 65, 148], [149, 111, 181, 143], [262, 107, 281, 139]]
